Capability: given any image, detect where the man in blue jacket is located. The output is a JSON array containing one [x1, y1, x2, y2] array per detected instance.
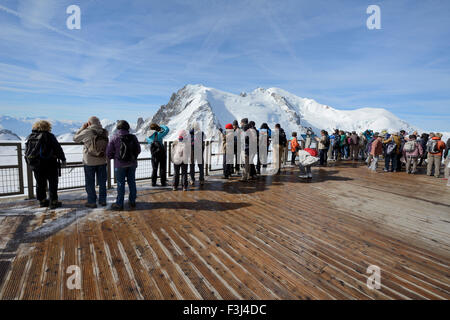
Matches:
[[146, 123, 170, 186]]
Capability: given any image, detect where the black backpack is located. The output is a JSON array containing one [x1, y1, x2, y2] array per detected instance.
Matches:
[[119, 134, 139, 161], [324, 136, 330, 148], [25, 132, 53, 168], [279, 129, 287, 146]]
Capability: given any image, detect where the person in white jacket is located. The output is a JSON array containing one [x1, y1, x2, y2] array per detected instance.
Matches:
[[171, 130, 190, 191]]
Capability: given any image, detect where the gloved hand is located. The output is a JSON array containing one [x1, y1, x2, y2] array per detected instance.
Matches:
[[61, 161, 67, 168]]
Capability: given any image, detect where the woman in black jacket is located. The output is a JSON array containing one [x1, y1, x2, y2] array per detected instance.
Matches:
[[25, 120, 66, 209]]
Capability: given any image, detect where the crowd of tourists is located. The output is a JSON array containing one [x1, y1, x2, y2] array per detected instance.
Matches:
[[24, 117, 450, 211]]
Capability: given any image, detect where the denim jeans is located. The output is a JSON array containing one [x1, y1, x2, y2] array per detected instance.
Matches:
[[84, 164, 107, 204], [319, 149, 328, 165], [385, 153, 398, 171], [298, 163, 311, 175], [115, 165, 137, 206]]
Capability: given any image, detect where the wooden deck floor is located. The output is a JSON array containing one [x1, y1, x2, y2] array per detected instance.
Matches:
[[0, 161, 449, 300]]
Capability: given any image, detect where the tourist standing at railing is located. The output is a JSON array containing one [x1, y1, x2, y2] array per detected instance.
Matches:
[[256, 123, 271, 174], [73, 116, 109, 208], [315, 130, 329, 166], [25, 120, 66, 209], [402, 134, 423, 175], [239, 118, 250, 182], [249, 121, 258, 178], [349, 131, 360, 160], [189, 123, 206, 186], [290, 132, 300, 166], [232, 120, 241, 175], [220, 124, 234, 179], [417, 133, 429, 166], [146, 123, 169, 187], [273, 124, 287, 175], [426, 133, 446, 178], [171, 130, 189, 191], [107, 120, 141, 211], [368, 133, 383, 172]]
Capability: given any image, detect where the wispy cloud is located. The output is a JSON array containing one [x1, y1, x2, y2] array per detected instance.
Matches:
[[0, 0, 449, 131]]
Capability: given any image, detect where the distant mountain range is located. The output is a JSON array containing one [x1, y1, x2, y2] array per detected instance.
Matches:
[[1, 84, 447, 142]]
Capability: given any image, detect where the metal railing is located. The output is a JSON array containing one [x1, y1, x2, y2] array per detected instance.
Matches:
[[0, 143, 24, 197], [0, 138, 289, 199]]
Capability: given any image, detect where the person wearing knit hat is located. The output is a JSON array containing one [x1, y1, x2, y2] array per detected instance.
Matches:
[[146, 123, 170, 186], [225, 123, 233, 130]]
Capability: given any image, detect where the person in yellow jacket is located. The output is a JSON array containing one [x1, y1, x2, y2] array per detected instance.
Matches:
[[382, 132, 401, 172]]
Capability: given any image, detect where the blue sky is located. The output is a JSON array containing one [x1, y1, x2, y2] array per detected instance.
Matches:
[[0, 0, 449, 131]]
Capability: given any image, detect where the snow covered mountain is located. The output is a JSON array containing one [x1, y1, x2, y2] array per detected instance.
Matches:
[[1, 85, 446, 143], [140, 84, 421, 141]]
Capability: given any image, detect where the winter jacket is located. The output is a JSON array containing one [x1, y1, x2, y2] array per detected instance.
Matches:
[[291, 137, 300, 152], [297, 150, 319, 167], [171, 140, 189, 165], [146, 125, 169, 145], [316, 135, 329, 150], [339, 134, 347, 147], [428, 137, 446, 157], [73, 124, 109, 166], [403, 140, 423, 158], [350, 134, 359, 145], [383, 135, 402, 154], [370, 138, 383, 156], [106, 129, 141, 168], [26, 130, 66, 168]]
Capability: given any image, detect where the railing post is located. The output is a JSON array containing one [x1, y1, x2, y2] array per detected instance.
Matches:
[[107, 159, 112, 189], [26, 163, 34, 199], [16, 143, 25, 196], [168, 141, 172, 177], [164, 141, 168, 182]]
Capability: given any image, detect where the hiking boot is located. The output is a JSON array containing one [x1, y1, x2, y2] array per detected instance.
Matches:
[[161, 182, 167, 187], [85, 202, 97, 209], [383, 168, 389, 172], [129, 202, 136, 209], [199, 180, 205, 186], [298, 175, 308, 179], [39, 199, 49, 207], [182, 187, 188, 191], [99, 201, 107, 207], [110, 203, 124, 211], [307, 173, 313, 179], [49, 200, 62, 210], [172, 186, 177, 191]]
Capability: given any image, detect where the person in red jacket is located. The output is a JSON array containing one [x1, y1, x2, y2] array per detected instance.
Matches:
[[290, 132, 300, 165], [426, 133, 446, 178]]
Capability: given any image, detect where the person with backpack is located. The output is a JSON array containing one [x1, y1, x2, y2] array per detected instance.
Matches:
[[349, 131, 360, 160], [256, 123, 271, 174], [107, 120, 141, 211], [25, 120, 66, 209], [383, 132, 401, 172], [417, 133, 429, 166], [171, 131, 189, 191], [358, 132, 367, 159], [248, 121, 258, 178], [402, 135, 423, 174], [339, 131, 348, 160], [290, 132, 300, 165], [73, 116, 109, 208], [331, 129, 340, 161], [188, 123, 206, 186], [369, 133, 383, 172], [273, 124, 287, 175], [315, 130, 329, 166], [146, 123, 169, 187], [426, 133, 446, 178], [365, 133, 377, 167]]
